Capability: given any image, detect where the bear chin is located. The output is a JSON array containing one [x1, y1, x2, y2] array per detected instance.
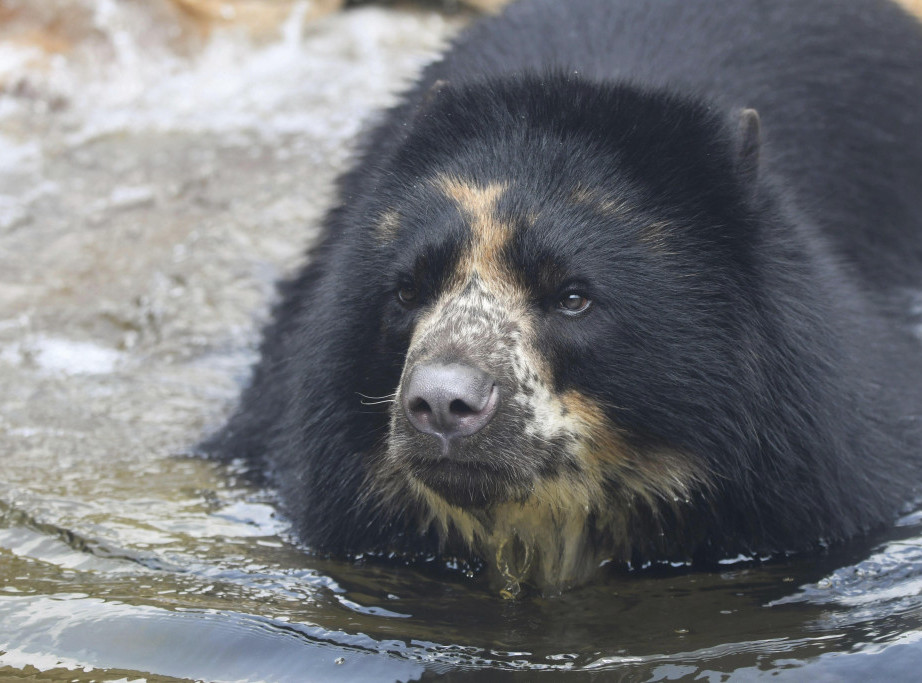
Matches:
[[408, 462, 517, 510]]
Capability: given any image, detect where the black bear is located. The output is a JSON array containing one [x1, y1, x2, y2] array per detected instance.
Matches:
[[206, 0, 922, 593]]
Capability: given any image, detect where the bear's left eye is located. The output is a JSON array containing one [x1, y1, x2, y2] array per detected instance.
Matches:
[[557, 292, 592, 315], [397, 284, 419, 306]]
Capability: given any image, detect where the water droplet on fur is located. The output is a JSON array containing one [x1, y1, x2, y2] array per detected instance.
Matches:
[[499, 583, 521, 600]]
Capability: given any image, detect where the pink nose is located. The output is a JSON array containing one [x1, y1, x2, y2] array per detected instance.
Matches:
[[403, 363, 499, 440]]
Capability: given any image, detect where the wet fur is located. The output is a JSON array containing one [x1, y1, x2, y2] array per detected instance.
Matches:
[[205, 0, 922, 592]]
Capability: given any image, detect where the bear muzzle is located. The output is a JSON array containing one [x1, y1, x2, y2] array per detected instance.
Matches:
[[402, 362, 500, 450]]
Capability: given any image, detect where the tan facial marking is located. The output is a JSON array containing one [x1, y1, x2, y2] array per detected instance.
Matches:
[[570, 184, 632, 218], [435, 174, 511, 286], [895, 0, 922, 19], [561, 391, 708, 508], [639, 219, 676, 253], [375, 209, 400, 242], [571, 185, 677, 253]]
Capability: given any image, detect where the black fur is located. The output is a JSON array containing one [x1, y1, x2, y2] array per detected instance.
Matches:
[[205, 0, 922, 576]]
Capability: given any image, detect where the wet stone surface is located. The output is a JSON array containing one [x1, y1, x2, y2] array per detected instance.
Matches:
[[2, 2, 922, 681]]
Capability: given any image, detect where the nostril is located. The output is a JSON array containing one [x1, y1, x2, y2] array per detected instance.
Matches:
[[410, 397, 432, 415], [449, 398, 475, 416]]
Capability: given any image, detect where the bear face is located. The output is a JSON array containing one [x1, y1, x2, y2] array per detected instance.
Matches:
[[359, 81, 761, 587], [207, 0, 922, 594]]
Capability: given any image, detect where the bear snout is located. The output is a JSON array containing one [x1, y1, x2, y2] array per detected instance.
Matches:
[[402, 362, 500, 445]]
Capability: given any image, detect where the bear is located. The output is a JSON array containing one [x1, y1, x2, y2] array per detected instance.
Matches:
[[205, 0, 922, 594]]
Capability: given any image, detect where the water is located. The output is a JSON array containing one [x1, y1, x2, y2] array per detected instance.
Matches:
[[2, 1, 922, 680]]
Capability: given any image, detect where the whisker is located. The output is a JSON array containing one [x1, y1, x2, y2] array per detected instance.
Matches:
[[357, 392, 398, 400]]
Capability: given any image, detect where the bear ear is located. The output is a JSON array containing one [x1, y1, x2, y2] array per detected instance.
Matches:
[[735, 108, 761, 187]]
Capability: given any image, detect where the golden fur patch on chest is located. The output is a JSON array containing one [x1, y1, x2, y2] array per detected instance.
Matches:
[[405, 391, 710, 593]]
